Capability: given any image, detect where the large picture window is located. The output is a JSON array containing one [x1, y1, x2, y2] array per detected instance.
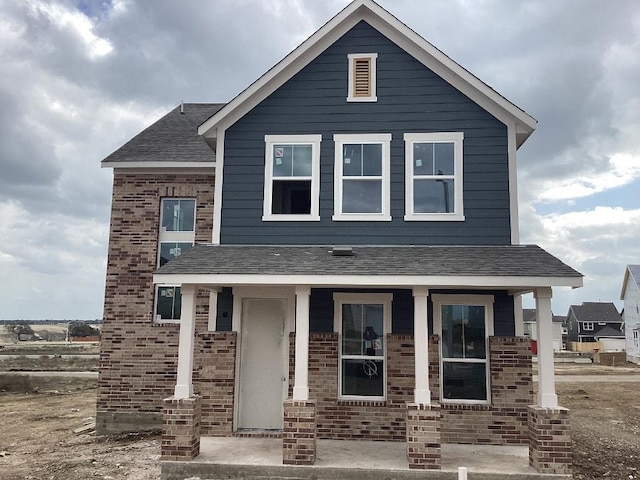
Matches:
[[404, 132, 464, 221], [433, 294, 493, 403], [334, 293, 392, 400], [263, 135, 321, 221], [155, 198, 195, 322], [333, 134, 391, 221]]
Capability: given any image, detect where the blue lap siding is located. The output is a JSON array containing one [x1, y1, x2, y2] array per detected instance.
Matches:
[[220, 21, 511, 246]]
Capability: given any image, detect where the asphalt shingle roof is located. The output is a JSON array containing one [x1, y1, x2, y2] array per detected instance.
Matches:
[[155, 244, 582, 279], [569, 302, 622, 323], [593, 326, 624, 338], [629, 265, 640, 285], [101, 103, 225, 164]]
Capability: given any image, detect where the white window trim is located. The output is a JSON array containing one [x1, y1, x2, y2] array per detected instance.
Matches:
[[583, 321, 594, 331], [263, 134, 321, 221], [403, 132, 464, 221], [347, 53, 377, 102], [432, 294, 494, 405], [333, 292, 392, 401], [155, 198, 196, 323], [333, 133, 392, 221]]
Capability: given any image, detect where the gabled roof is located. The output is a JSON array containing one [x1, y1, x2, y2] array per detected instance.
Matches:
[[197, 0, 536, 147], [154, 244, 582, 290], [102, 103, 224, 168], [593, 325, 624, 339], [620, 264, 640, 300], [568, 302, 622, 323]]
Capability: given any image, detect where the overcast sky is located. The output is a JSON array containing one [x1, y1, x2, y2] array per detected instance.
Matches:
[[0, 0, 639, 320]]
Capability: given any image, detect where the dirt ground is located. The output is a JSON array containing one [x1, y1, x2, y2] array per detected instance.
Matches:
[[0, 364, 639, 480]]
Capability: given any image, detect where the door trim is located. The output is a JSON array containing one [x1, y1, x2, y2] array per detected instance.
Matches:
[[232, 286, 295, 431]]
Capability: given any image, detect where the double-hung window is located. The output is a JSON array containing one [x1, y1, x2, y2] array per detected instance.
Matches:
[[404, 132, 464, 221], [433, 294, 493, 403], [155, 198, 195, 322], [334, 293, 392, 400], [263, 135, 321, 221], [583, 322, 594, 331], [333, 134, 391, 221]]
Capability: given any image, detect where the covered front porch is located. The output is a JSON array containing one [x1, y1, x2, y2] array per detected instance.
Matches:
[[154, 244, 582, 476]]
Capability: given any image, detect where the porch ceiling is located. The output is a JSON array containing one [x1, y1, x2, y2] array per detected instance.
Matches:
[[154, 244, 583, 291]]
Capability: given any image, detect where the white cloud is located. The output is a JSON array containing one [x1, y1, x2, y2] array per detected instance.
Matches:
[[535, 153, 640, 202], [25, 0, 113, 59]]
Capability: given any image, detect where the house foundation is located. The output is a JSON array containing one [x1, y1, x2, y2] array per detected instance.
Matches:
[[162, 396, 202, 461], [283, 399, 317, 465], [528, 406, 571, 474]]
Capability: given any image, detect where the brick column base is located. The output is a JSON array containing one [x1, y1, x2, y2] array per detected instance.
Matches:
[[406, 403, 441, 470], [283, 399, 317, 465], [528, 405, 571, 474], [162, 396, 201, 461]]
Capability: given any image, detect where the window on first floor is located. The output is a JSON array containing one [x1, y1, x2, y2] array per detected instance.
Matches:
[[334, 293, 392, 400], [155, 286, 182, 321], [433, 294, 494, 403], [404, 132, 464, 221], [333, 134, 391, 221], [633, 329, 639, 348], [263, 135, 321, 221]]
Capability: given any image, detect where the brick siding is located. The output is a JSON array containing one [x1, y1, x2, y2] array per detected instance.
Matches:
[[162, 396, 201, 461], [283, 400, 317, 465], [528, 406, 571, 474], [406, 403, 441, 469], [97, 172, 214, 435]]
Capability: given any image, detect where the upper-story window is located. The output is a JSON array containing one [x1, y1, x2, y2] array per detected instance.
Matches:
[[582, 321, 594, 331], [333, 133, 391, 221], [155, 198, 195, 322], [347, 53, 377, 102], [404, 132, 464, 221], [263, 135, 321, 221]]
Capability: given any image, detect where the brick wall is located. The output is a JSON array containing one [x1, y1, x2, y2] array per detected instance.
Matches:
[[194, 332, 237, 436], [528, 406, 571, 474], [289, 333, 531, 445], [441, 337, 533, 445], [97, 172, 214, 435], [162, 396, 201, 461]]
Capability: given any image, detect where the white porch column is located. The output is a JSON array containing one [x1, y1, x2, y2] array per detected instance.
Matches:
[[174, 284, 197, 399], [207, 287, 222, 331], [534, 287, 558, 408], [413, 287, 431, 405], [293, 285, 311, 401]]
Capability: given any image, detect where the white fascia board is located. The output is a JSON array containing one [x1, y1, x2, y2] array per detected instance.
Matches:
[[102, 161, 216, 169], [154, 273, 583, 289], [362, 10, 537, 139], [198, 2, 366, 137], [198, 0, 537, 145], [620, 266, 631, 300]]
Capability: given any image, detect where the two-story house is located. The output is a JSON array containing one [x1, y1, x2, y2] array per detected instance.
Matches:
[[523, 309, 565, 351], [98, 0, 582, 475], [565, 302, 623, 348], [621, 265, 640, 363]]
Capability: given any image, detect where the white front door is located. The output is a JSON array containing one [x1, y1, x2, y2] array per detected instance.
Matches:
[[237, 298, 287, 430]]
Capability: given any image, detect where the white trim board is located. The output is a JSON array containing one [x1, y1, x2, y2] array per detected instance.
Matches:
[[197, 0, 536, 145], [103, 162, 216, 169], [154, 273, 583, 289]]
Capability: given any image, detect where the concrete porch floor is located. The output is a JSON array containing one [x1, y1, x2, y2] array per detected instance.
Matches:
[[161, 437, 570, 480]]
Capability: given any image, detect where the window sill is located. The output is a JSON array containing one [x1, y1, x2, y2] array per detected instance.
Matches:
[[346, 95, 378, 102], [262, 214, 321, 222], [404, 213, 465, 222], [337, 398, 387, 406], [440, 401, 491, 409], [154, 319, 180, 325], [332, 214, 392, 222]]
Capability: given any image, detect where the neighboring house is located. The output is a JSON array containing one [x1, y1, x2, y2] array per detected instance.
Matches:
[[523, 309, 565, 351], [621, 265, 640, 363], [565, 302, 623, 346], [593, 326, 626, 352], [98, 0, 582, 474]]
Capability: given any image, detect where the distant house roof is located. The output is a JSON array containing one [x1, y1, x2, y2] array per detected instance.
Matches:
[[155, 244, 582, 290], [620, 264, 640, 300], [593, 326, 624, 338], [101, 103, 225, 168], [523, 309, 565, 323], [569, 302, 622, 323]]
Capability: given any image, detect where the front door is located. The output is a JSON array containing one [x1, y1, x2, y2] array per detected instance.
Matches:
[[237, 298, 287, 430]]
